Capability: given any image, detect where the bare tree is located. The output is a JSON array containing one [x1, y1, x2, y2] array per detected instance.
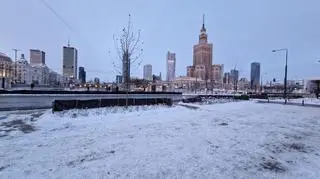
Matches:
[[111, 14, 143, 106], [112, 14, 143, 87]]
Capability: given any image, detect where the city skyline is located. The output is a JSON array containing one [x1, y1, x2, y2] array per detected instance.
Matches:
[[1, 0, 319, 82]]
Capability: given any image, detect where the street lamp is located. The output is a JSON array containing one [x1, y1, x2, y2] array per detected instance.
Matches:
[[272, 48, 288, 103]]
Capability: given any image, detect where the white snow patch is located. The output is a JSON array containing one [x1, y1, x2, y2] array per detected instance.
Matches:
[[0, 102, 320, 178]]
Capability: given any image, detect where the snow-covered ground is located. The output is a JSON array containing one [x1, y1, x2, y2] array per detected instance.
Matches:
[[1, 102, 320, 178], [267, 98, 320, 106], [288, 98, 320, 105]]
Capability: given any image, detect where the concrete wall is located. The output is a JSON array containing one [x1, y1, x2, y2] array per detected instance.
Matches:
[[0, 93, 183, 111]]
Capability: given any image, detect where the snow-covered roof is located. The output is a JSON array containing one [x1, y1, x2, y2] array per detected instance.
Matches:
[[0, 52, 12, 62], [0, 52, 8, 57], [16, 59, 29, 65], [31, 64, 48, 68]]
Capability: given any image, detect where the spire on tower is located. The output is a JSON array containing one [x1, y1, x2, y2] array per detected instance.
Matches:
[[199, 14, 208, 43], [201, 14, 206, 32], [67, 37, 70, 47]]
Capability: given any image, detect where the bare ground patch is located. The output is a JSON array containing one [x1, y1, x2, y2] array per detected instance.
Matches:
[[260, 156, 287, 173], [0, 165, 10, 172], [66, 150, 116, 168], [0, 119, 36, 135]]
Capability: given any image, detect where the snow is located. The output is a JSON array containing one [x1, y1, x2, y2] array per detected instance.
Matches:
[[1, 102, 320, 178], [288, 98, 320, 105], [266, 98, 320, 106]]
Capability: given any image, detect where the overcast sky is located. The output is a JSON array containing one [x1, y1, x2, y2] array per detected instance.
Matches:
[[1, 0, 319, 82]]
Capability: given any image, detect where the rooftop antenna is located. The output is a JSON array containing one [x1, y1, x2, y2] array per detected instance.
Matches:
[[67, 37, 70, 47], [201, 14, 206, 31], [203, 14, 205, 26]]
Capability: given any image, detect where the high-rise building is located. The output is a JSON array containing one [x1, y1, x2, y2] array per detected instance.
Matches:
[[78, 67, 86, 84], [152, 72, 162, 82], [143, 64, 152, 81], [250, 62, 261, 90], [230, 69, 239, 84], [94, 77, 100, 84], [187, 15, 214, 82], [30, 49, 45, 65], [116, 75, 123, 84], [212, 64, 223, 83], [238, 77, 250, 90], [63, 45, 78, 79], [223, 72, 233, 90], [166, 52, 176, 81], [223, 72, 231, 84]]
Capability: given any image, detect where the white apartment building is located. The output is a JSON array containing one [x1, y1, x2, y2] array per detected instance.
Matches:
[[13, 54, 33, 84], [31, 65, 49, 85]]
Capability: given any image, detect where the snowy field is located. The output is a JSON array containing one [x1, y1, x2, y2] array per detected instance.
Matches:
[[1, 102, 320, 179], [281, 98, 320, 105], [263, 98, 320, 107]]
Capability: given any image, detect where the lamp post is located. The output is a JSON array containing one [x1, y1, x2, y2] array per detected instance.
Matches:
[[272, 48, 288, 103]]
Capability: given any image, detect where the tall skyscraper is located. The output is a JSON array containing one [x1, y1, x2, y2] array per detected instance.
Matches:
[[143, 64, 152, 81], [166, 51, 176, 81], [30, 49, 45, 65], [78, 67, 86, 84], [187, 15, 214, 81], [223, 72, 231, 84], [63, 45, 78, 79], [250, 62, 261, 90], [116, 75, 123, 84], [230, 69, 239, 83]]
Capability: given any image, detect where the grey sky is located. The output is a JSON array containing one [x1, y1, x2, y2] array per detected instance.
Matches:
[[1, 0, 319, 82]]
